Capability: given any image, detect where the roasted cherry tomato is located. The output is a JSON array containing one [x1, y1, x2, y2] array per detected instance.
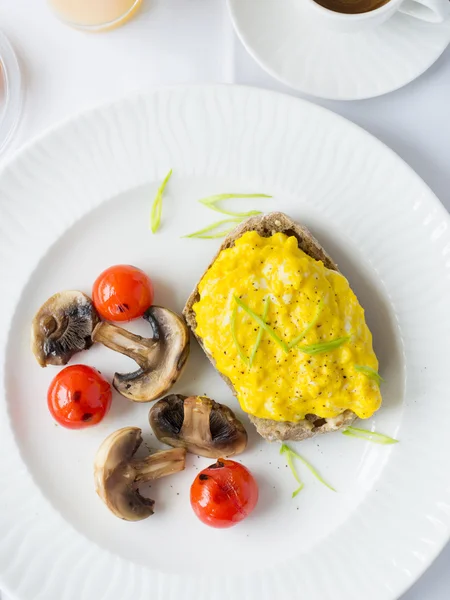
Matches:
[[47, 365, 112, 429], [92, 264, 154, 322], [190, 458, 258, 528]]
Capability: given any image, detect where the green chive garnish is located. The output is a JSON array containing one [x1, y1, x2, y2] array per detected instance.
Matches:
[[296, 336, 349, 355], [231, 305, 249, 366], [342, 426, 398, 445], [354, 365, 384, 386], [150, 169, 172, 233], [234, 296, 289, 353], [280, 444, 304, 498], [280, 444, 336, 493], [183, 217, 243, 239], [199, 193, 271, 218], [288, 300, 324, 349], [249, 296, 271, 367]]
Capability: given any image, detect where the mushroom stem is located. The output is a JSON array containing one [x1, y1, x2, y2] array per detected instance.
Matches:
[[181, 396, 213, 445], [132, 447, 186, 483], [92, 322, 157, 369]]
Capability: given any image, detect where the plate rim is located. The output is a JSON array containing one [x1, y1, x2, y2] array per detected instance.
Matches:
[[0, 81, 446, 210]]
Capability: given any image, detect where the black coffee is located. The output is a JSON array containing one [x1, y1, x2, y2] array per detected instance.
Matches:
[[313, 0, 389, 13]]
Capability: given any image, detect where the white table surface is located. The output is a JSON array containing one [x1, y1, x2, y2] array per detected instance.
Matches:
[[1, 1, 449, 598]]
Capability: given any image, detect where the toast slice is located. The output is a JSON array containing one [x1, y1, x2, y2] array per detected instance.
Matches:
[[183, 212, 356, 442]]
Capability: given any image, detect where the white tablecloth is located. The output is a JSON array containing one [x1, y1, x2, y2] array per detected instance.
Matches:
[[1, 0, 449, 598]]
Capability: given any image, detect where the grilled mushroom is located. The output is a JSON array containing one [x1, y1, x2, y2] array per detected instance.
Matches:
[[94, 426, 186, 521], [149, 394, 248, 458], [31, 291, 99, 367], [92, 306, 190, 402]]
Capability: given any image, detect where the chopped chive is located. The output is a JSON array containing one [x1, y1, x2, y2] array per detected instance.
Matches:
[[281, 444, 336, 492], [183, 217, 243, 239], [231, 305, 249, 366], [200, 203, 262, 218], [288, 299, 324, 349], [292, 484, 304, 498], [199, 193, 271, 217], [150, 169, 172, 233], [296, 336, 349, 356], [249, 296, 270, 367], [280, 444, 304, 498], [342, 426, 398, 445], [354, 365, 384, 386], [234, 296, 289, 353]]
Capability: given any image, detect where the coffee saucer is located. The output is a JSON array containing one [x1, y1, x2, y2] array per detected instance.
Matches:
[[227, 0, 450, 100]]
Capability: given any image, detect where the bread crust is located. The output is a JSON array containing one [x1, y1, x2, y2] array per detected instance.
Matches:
[[183, 212, 357, 442]]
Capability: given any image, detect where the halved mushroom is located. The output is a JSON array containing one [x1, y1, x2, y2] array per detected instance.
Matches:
[[149, 394, 248, 458], [94, 426, 186, 521], [92, 306, 190, 402], [31, 291, 99, 367]]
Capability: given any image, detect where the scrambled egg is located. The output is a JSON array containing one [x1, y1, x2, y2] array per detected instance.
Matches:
[[193, 232, 382, 423]]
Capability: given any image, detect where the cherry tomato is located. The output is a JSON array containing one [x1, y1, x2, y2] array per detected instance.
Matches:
[[92, 264, 154, 322], [47, 365, 112, 429], [190, 458, 258, 528]]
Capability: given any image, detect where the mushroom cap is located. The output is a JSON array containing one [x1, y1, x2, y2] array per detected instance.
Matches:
[[94, 427, 186, 521], [149, 394, 248, 459], [92, 306, 190, 402], [94, 427, 155, 521], [31, 290, 99, 367]]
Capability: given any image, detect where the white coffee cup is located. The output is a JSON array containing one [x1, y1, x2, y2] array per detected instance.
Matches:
[[305, 0, 450, 32]]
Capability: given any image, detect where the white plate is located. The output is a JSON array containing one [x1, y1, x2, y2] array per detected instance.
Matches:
[[227, 0, 450, 100], [1, 86, 450, 600]]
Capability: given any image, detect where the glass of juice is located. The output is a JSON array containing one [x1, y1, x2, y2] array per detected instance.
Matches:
[[48, 0, 143, 32]]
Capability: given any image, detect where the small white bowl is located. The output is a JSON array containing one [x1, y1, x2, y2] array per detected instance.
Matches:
[[0, 31, 23, 157]]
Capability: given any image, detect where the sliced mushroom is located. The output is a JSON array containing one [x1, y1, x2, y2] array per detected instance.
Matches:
[[92, 306, 190, 402], [149, 394, 248, 458], [94, 426, 186, 521], [31, 291, 99, 367]]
